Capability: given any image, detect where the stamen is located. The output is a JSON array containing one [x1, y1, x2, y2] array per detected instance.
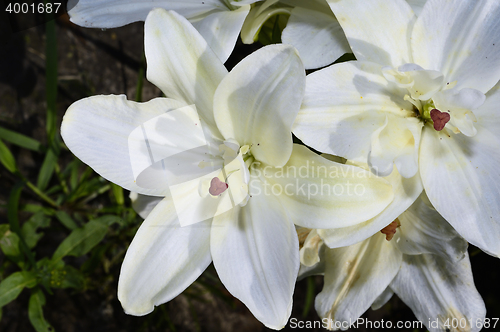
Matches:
[[209, 177, 228, 196], [430, 109, 450, 131], [380, 219, 401, 241]]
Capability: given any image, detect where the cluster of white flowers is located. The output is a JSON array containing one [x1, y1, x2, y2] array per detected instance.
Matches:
[[62, 0, 500, 330]]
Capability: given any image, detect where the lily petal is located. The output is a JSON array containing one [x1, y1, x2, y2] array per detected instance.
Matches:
[[214, 44, 305, 167], [391, 253, 486, 332], [68, 0, 228, 28], [420, 125, 500, 257], [411, 0, 500, 93], [326, 0, 415, 67], [319, 163, 422, 248], [281, 6, 350, 70], [394, 193, 468, 262], [259, 144, 394, 229], [368, 114, 422, 178], [144, 9, 228, 131], [129, 193, 163, 219], [371, 287, 394, 310], [406, 0, 427, 16], [211, 177, 299, 329], [475, 81, 500, 141], [191, 6, 250, 63], [61, 95, 189, 196], [293, 60, 413, 162], [118, 197, 212, 315], [315, 233, 402, 328]]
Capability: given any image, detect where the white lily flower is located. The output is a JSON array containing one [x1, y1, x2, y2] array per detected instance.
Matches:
[[299, 193, 485, 332], [67, 0, 260, 63], [293, 0, 500, 256], [61, 9, 394, 329], [280, 0, 426, 70]]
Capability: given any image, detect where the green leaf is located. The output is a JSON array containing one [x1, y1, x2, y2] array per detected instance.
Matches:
[[28, 288, 54, 332], [51, 215, 120, 264], [302, 276, 315, 318], [20, 204, 55, 216], [45, 11, 58, 142], [21, 212, 51, 249], [0, 139, 18, 173], [8, 182, 37, 268], [0, 224, 21, 257], [0, 127, 43, 152], [0, 271, 37, 308], [54, 211, 77, 230], [36, 146, 58, 191], [111, 183, 124, 205], [0, 224, 25, 267]]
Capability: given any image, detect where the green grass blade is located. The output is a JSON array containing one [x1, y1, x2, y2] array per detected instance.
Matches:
[[0, 139, 18, 173], [302, 276, 315, 318], [36, 145, 58, 191], [37, 9, 59, 191], [8, 181, 37, 268], [0, 127, 43, 152]]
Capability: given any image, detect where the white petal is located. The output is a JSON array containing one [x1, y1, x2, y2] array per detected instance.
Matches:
[[293, 61, 413, 162], [127, 105, 222, 189], [371, 287, 394, 310], [475, 81, 500, 141], [420, 125, 500, 257], [319, 164, 422, 248], [411, 0, 500, 93], [257, 144, 394, 229], [281, 7, 350, 70], [118, 197, 212, 315], [129, 193, 163, 219], [169, 153, 248, 227], [192, 6, 250, 63], [405, 0, 427, 16], [61, 95, 189, 196], [391, 253, 486, 332], [67, 0, 227, 28], [144, 9, 228, 131], [368, 114, 422, 178], [214, 44, 305, 167], [280, 0, 330, 12], [211, 178, 299, 329], [326, 0, 415, 67], [433, 88, 485, 137], [300, 229, 323, 267], [394, 193, 468, 262], [315, 234, 402, 327]]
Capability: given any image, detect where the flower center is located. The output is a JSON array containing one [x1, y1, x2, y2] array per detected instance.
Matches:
[[383, 64, 485, 136]]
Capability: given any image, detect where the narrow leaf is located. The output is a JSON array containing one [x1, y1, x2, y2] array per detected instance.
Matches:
[[36, 146, 58, 191], [54, 211, 77, 230], [111, 183, 124, 206], [0, 139, 18, 173], [0, 127, 42, 152], [8, 182, 36, 268]]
